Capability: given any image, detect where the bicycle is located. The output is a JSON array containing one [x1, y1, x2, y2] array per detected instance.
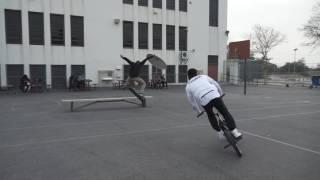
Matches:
[[197, 97, 243, 157]]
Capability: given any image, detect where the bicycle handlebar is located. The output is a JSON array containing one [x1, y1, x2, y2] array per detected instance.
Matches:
[[197, 111, 204, 118]]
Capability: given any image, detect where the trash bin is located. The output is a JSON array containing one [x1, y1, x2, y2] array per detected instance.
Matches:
[[311, 76, 320, 87]]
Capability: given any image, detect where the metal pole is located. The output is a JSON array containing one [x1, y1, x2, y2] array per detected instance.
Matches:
[[293, 48, 298, 75], [244, 59, 247, 95]]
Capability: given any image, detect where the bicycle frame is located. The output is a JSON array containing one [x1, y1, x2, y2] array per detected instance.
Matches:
[[198, 107, 242, 157], [214, 108, 242, 157]]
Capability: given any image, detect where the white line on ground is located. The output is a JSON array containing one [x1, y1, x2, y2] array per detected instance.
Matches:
[[2, 122, 320, 157], [242, 130, 320, 156], [0, 124, 201, 149], [230, 102, 320, 112], [237, 110, 320, 122], [0, 116, 152, 132], [1, 109, 320, 132]]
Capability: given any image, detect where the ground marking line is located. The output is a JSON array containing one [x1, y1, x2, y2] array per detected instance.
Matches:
[[0, 124, 201, 149], [2, 118, 320, 157], [237, 110, 320, 122], [1, 109, 320, 132], [229, 99, 318, 106], [0, 116, 152, 132], [242, 130, 320, 156], [230, 102, 320, 112], [0, 119, 127, 132]]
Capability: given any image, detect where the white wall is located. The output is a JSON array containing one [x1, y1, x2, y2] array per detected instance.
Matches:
[[0, 0, 228, 87]]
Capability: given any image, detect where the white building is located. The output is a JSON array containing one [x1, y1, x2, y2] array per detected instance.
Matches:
[[0, 0, 228, 89]]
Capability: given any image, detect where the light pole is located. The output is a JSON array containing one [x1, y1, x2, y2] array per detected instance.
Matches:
[[293, 48, 298, 74]]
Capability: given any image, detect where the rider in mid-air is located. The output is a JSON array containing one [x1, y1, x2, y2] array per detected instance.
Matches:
[[120, 55, 154, 95], [185, 68, 242, 140]]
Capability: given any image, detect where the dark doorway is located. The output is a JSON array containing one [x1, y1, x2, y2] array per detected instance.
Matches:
[[6, 64, 24, 88], [166, 65, 176, 83], [208, 55, 218, 80], [51, 65, 66, 89], [178, 65, 188, 83], [30, 64, 46, 87], [123, 65, 149, 83], [71, 65, 85, 77]]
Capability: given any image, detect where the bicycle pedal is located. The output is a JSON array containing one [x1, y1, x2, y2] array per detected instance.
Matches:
[[234, 136, 243, 142]]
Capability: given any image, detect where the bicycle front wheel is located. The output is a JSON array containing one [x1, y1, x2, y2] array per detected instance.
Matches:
[[224, 131, 242, 157], [231, 143, 242, 157]]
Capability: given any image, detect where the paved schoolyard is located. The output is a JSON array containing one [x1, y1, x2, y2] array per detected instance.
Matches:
[[0, 85, 319, 180]]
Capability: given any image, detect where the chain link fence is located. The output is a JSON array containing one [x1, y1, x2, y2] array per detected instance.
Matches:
[[223, 59, 320, 88]]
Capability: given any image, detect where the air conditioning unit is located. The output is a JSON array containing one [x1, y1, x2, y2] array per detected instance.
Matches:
[[180, 51, 189, 60], [113, 18, 120, 25]]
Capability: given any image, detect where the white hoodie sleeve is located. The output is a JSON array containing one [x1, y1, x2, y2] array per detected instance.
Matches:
[[207, 76, 223, 96], [186, 87, 202, 113]]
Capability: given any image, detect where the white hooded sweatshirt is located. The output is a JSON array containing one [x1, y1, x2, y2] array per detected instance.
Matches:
[[185, 75, 223, 113]]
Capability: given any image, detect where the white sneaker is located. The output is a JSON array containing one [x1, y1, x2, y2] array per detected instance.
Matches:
[[231, 129, 242, 139], [217, 131, 226, 141]]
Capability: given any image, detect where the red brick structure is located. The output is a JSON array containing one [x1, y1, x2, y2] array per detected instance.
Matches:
[[228, 40, 250, 60]]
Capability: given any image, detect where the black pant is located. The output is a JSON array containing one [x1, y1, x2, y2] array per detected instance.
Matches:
[[202, 97, 236, 132]]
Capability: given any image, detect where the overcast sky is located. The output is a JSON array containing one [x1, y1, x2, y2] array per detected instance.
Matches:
[[228, 0, 320, 67]]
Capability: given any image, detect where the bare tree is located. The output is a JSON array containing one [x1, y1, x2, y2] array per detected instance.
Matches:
[[302, 2, 320, 47], [251, 25, 285, 83], [251, 25, 285, 62]]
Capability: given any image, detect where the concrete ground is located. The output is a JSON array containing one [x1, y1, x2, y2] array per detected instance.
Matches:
[[0, 85, 319, 180]]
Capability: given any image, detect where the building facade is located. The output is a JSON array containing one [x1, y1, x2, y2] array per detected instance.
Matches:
[[0, 0, 228, 88]]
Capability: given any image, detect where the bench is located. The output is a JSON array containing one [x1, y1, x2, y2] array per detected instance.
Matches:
[[0, 85, 15, 91], [31, 84, 44, 92], [0, 85, 16, 94], [61, 96, 152, 112]]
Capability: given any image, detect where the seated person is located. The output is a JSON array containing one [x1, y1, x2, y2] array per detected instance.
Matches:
[[77, 74, 86, 89], [20, 74, 31, 93], [69, 75, 78, 90], [160, 74, 168, 88]]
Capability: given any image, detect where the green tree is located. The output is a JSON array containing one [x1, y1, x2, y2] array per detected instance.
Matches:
[[279, 61, 310, 75]]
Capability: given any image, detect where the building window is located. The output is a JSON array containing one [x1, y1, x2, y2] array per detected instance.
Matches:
[[29, 12, 44, 45], [123, 0, 133, 4], [71, 65, 85, 77], [153, 0, 162, 9], [138, 0, 148, 6], [123, 21, 134, 48], [5, 9, 22, 44], [178, 65, 188, 82], [50, 14, 65, 45], [179, 26, 187, 51], [166, 65, 176, 83], [153, 24, 162, 50], [139, 22, 148, 49], [30, 64, 46, 87], [209, 0, 219, 27], [124, 65, 149, 82], [51, 65, 67, 89], [71, 16, 84, 46], [166, 25, 175, 50], [6, 64, 24, 88], [167, 0, 175, 10], [179, 0, 187, 12]]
